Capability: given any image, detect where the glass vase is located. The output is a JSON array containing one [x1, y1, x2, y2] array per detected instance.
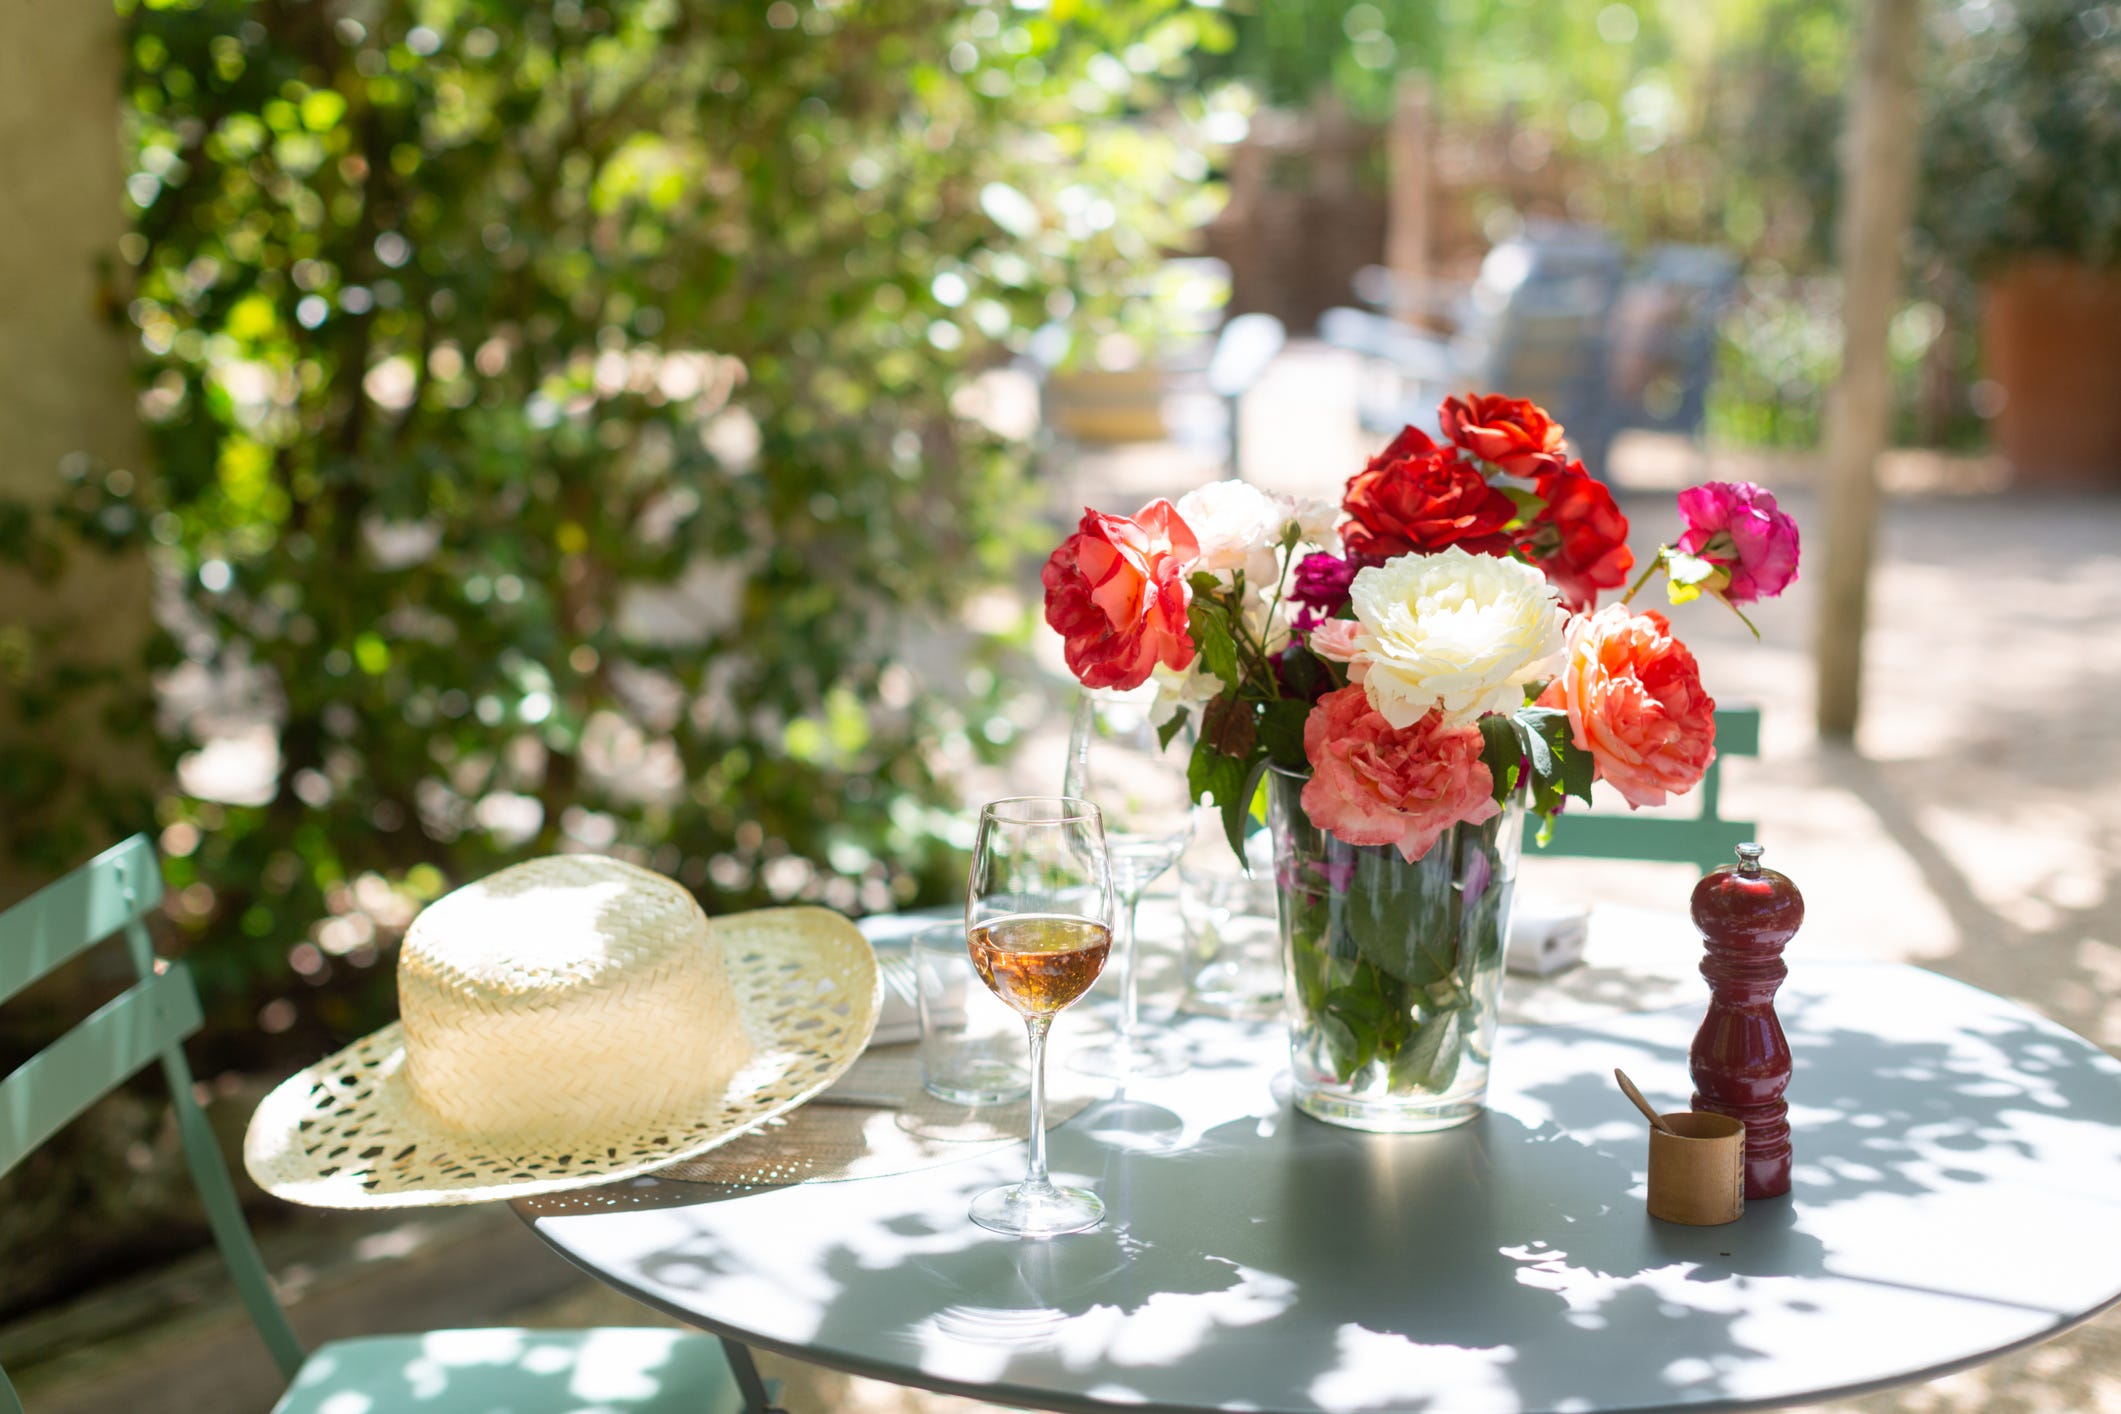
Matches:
[[1266, 765, 1525, 1132]]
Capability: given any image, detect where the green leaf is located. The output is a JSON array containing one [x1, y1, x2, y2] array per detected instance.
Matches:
[[1278, 643, 1326, 701], [1499, 484, 1544, 519], [1156, 708, 1191, 752], [1343, 849, 1455, 987], [1222, 753, 1270, 859], [1187, 598, 1241, 688], [1476, 714, 1523, 805], [1257, 697, 1311, 769], [1186, 739, 1267, 860], [1391, 1010, 1463, 1092], [1510, 712, 1556, 783], [1186, 733, 1244, 810], [1316, 1008, 1370, 1079], [1558, 736, 1595, 803]]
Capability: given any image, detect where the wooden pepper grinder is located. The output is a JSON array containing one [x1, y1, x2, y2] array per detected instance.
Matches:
[[1689, 842, 1804, 1199]]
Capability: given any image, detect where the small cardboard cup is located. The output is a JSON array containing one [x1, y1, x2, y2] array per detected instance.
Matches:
[[1647, 1111, 1746, 1225]]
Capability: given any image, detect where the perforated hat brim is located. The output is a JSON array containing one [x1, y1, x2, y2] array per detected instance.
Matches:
[[243, 906, 880, 1208]]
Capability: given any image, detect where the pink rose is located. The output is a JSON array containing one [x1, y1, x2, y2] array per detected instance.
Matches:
[[1675, 481, 1800, 604], [1300, 685, 1500, 862], [1041, 500, 1200, 691], [1536, 606, 1716, 809], [1307, 618, 1364, 668]]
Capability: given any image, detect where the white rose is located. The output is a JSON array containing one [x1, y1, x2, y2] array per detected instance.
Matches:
[[1174, 480, 1287, 590], [1349, 546, 1568, 728], [1282, 493, 1342, 556], [1146, 657, 1224, 727]]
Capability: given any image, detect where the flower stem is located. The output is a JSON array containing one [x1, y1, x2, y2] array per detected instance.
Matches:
[[1621, 549, 1666, 607]]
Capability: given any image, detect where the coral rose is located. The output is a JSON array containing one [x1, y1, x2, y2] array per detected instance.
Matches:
[[1041, 500, 1199, 691], [1523, 463, 1634, 611], [1676, 480, 1800, 604], [1342, 426, 1516, 561], [1300, 686, 1501, 862], [1439, 393, 1568, 477], [1537, 606, 1717, 809]]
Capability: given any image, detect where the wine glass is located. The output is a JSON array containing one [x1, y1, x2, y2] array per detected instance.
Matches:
[[1064, 688, 1193, 1079], [965, 796, 1115, 1238]]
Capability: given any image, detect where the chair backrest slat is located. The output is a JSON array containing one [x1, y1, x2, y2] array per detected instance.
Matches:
[[0, 834, 309, 1393], [0, 965, 203, 1179], [0, 835, 162, 1006], [1530, 705, 1763, 872]]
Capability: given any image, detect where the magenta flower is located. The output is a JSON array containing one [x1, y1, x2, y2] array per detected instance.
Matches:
[[1290, 552, 1359, 630], [1675, 481, 1800, 604]]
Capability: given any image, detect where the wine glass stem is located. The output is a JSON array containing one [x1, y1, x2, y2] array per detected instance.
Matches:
[[1117, 888, 1143, 1050], [1022, 1014, 1053, 1190]]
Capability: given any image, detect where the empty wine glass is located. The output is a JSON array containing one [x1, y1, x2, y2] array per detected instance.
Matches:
[[1063, 688, 1193, 1079], [965, 796, 1115, 1237]]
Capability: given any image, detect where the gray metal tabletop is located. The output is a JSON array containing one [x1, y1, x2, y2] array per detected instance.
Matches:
[[518, 959, 2121, 1414]]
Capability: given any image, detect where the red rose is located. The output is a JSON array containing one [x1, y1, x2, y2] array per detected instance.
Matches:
[[1342, 425, 1516, 560], [1439, 393, 1567, 477], [1041, 499, 1199, 691], [1522, 463, 1634, 611]]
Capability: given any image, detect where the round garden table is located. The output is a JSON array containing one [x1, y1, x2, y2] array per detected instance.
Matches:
[[518, 957, 2121, 1414]]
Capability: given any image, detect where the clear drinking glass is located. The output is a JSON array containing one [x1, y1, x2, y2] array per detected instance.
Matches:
[[1063, 689, 1193, 1078], [965, 796, 1115, 1237], [1177, 816, 1284, 1019], [914, 924, 1031, 1105]]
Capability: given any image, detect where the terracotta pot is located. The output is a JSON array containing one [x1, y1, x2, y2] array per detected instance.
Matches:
[[1981, 258, 2121, 483], [1040, 367, 1167, 445]]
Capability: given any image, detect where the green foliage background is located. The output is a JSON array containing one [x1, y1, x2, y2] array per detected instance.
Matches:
[[4, 0, 1225, 1063]]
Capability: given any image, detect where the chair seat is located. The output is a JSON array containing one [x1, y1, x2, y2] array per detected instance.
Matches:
[[271, 1327, 741, 1414]]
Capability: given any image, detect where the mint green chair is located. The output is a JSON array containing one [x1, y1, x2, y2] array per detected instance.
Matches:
[[0, 834, 745, 1414], [1527, 704, 1761, 871]]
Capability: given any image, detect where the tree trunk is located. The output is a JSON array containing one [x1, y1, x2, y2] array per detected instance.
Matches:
[[1815, 0, 1924, 741], [0, 3, 156, 901]]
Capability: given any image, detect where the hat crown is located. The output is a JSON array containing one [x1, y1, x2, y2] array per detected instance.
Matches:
[[397, 855, 751, 1137]]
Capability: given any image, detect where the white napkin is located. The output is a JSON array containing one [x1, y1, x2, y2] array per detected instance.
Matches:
[[1506, 892, 1590, 976]]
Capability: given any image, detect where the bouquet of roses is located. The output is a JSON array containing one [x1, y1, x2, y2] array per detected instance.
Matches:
[[1040, 393, 1799, 1110], [1041, 393, 1800, 863]]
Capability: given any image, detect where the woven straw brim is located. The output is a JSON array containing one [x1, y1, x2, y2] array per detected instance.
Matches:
[[243, 907, 879, 1208]]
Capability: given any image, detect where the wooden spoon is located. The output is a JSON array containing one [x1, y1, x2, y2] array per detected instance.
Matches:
[[1615, 1068, 1679, 1135]]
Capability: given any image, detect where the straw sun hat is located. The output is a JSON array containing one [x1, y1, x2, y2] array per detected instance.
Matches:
[[244, 855, 879, 1208]]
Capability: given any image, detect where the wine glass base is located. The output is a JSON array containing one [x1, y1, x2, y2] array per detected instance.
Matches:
[[969, 1180, 1105, 1237], [1070, 1036, 1188, 1079]]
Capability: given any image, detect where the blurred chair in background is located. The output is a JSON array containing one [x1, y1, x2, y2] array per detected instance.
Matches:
[[1321, 223, 1623, 449], [1570, 243, 1739, 479]]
